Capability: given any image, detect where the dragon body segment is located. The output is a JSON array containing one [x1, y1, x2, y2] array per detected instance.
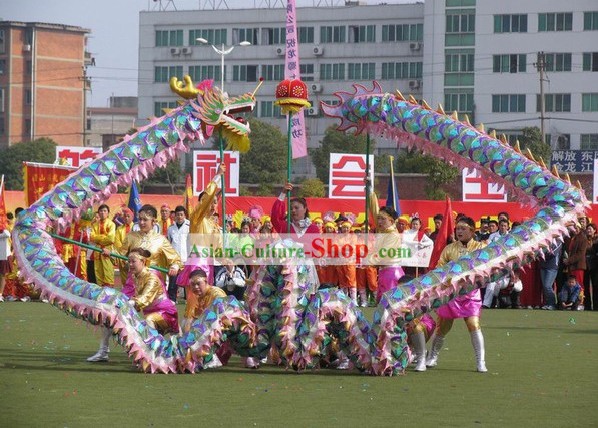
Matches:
[[11, 81, 587, 375]]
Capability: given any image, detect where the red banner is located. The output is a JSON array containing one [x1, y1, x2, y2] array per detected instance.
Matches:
[[4, 189, 598, 230], [0, 176, 7, 230], [23, 162, 77, 206]]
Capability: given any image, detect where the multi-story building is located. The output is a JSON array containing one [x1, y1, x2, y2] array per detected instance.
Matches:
[[87, 96, 138, 150], [137, 1, 598, 176], [0, 21, 90, 149]]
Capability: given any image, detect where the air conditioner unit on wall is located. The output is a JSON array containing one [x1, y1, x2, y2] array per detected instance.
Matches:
[[170, 47, 181, 55], [310, 83, 322, 93], [408, 79, 421, 90], [313, 46, 324, 56], [307, 106, 319, 116], [409, 42, 422, 51], [23, 44, 31, 52], [275, 47, 285, 56], [181, 47, 192, 55]]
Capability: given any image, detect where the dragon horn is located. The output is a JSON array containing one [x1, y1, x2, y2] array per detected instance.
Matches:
[[514, 140, 522, 153], [539, 157, 547, 169], [421, 100, 432, 110], [436, 103, 445, 115], [525, 147, 536, 162], [395, 90, 405, 101], [564, 173, 571, 184], [477, 123, 485, 133]]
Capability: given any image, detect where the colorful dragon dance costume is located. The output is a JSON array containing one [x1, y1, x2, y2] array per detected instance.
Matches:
[[10, 79, 588, 374]]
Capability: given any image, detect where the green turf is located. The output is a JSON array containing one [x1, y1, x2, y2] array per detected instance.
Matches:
[[1, 302, 597, 427]]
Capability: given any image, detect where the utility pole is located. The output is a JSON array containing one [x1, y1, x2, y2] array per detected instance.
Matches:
[[82, 65, 88, 146], [534, 52, 547, 146]]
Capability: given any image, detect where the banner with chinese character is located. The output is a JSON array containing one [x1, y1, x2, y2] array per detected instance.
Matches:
[[462, 169, 507, 202], [23, 162, 77, 206], [328, 153, 375, 199], [56, 146, 102, 168], [285, 0, 308, 159], [551, 150, 598, 173], [193, 150, 240, 197]]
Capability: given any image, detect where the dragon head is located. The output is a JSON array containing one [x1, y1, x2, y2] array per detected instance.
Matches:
[[170, 76, 255, 152]]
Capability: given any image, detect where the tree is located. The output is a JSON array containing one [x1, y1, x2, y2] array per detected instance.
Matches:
[[516, 126, 551, 163], [143, 158, 185, 194], [238, 119, 286, 186], [0, 138, 57, 190], [395, 150, 459, 200], [297, 178, 325, 197], [310, 126, 378, 183]]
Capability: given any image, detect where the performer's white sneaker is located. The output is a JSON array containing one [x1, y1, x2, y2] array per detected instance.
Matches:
[[87, 351, 109, 362], [477, 361, 488, 373], [415, 359, 427, 372]]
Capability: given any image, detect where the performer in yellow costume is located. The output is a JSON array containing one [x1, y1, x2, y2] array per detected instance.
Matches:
[[90, 204, 116, 287], [87, 204, 181, 363], [114, 207, 135, 285], [425, 216, 488, 373], [178, 163, 225, 318]]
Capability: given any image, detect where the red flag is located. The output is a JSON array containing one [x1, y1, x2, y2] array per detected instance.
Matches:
[[23, 162, 76, 206], [183, 173, 193, 215], [0, 175, 7, 231], [429, 195, 454, 269]]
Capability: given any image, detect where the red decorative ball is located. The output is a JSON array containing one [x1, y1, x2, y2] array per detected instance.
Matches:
[[275, 79, 309, 100], [274, 79, 312, 114]]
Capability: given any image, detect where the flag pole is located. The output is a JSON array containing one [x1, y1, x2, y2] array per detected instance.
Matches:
[[364, 134, 371, 235], [286, 113, 292, 234], [219, 128, 227, 245], [389, 154, 396, 212]]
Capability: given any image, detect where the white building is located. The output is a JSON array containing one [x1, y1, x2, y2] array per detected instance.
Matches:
[[138, 1, 598, 176]]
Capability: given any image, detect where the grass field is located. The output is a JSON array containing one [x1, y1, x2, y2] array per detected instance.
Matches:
[[1, 302, 597, 427]]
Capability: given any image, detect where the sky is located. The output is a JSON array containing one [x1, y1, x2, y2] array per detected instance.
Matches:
[[1, 0, 417, 107]]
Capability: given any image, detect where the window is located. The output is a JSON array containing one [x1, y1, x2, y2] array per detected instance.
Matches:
[[382, 24, 423, 41], [547, 134, 570, 149], [0, 30, 4, 54], [538, 13, 573, 32], [446, 52, 475, 72], [444, 92, 474, 113], [261, 64, 284, 81], [320, 63, 345, 80], [189, 29, 227, 45], [382, 62, 423, 79], [544, 53, 571, 72], [320, 26, 346, 43], [446, 13, 475, 33], [0, 117, 4, 135], [492, 94, 526, 112], [154, 66, 183, 83], [582, 52, 598, 71], [233, 65, 258, 82], [261, 27, 285, 45], [188, 65, 223, 83], [584, 12, 598, 30], [536, 94, 571, 112], [494, 14, 528, 33], [492, 54, 526, 73], [348, 25, 375, 43], [347, 63, 375, 80], [0, 88, 4, 113], [232, 28, 258, 45], [581, 134, 598, 149], [24, 28, 33, 45], [298, 27, 314, 44], [259, 100, 281, 118], [582, 93, 598, 112], [155, 30, 183, 47], [154, 101, 177, 117], [0, 59, 5, 75], [300, 64, 315, 81]]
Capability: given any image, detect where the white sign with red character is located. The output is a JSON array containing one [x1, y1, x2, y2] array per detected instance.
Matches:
[[193, 150, 239, 197], [462, 169, 507, 202], [329, 153, 375, 199], [55, 146, 102, 168]]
